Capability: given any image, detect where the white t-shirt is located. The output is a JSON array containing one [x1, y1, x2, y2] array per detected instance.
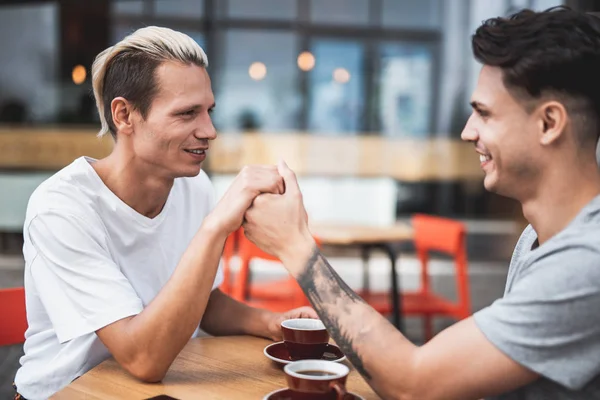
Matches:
[[14, 156, 224, 400]]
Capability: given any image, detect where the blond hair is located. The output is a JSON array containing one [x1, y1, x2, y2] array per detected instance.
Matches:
[[92, 26, 209, 138]]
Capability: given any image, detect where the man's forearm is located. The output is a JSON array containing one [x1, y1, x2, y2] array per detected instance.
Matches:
[[200, 288, 274, 339], [283, 245, 419, 400], [97, 219, 228, 381]]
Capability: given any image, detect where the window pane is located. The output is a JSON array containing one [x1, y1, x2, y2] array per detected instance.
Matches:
[[111, 24, 137, 44], [226, 0, 297, 20], [308, 40, 364, 134], [153, 0, 203, 18], [213, 30, 300, 132], [377, 43, 434, 137], [110, 0, 144, 16], [381, 0, 441, 29], [310, 0, 370, 26], [0, 3, 59, 124]]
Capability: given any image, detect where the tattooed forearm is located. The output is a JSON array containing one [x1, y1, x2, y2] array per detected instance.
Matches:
[[297, 246, 372, 380]]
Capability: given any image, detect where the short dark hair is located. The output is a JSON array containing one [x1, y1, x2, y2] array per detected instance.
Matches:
[[102, 51, 162, 138], [472, 6, 600, 144]]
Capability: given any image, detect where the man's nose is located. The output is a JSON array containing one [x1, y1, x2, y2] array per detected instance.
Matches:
[[461, 114, 478, 142], [195, 118, 217, 141]]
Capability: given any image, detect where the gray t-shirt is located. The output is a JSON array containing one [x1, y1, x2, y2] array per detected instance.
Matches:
[[474, 195, 600, 399]]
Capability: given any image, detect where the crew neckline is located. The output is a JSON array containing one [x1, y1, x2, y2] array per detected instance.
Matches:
[[80, 156, 175, 227]]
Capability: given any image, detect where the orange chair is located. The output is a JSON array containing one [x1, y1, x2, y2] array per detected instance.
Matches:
[[219, 229, 240, 295], [0, 287, 27, 346], [231, 228, 313, 312], [362, 214, 471, 341]]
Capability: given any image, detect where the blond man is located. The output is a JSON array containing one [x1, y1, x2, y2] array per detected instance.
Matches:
[[13, 27, 315, 400]]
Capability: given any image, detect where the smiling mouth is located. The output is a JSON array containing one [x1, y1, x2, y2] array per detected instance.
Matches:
[[479, 154, 491, 163], [184, 149, 206, 155]]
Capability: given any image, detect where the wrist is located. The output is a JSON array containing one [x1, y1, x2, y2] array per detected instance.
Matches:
[[201, 214, 231, 243], [259, 308, 279, 339], [279, 230, 318, 278], [245, 307, 278, 340]]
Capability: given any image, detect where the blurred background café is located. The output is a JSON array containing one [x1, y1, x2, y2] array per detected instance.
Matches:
[[2, 0, 599, 395]]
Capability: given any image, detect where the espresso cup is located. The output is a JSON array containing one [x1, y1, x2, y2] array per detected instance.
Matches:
[[284, 360, 349, 400], [281, 319, 330, 361]]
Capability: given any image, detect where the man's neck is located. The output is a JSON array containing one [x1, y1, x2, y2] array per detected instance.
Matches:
[[521, 161, 600, 245], [92, 149, 174, 219]]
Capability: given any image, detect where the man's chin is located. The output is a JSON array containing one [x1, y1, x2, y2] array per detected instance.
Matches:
[[483, 175, 515, 199], [177, 165, 203, 178], [483, 174, 497, 193]]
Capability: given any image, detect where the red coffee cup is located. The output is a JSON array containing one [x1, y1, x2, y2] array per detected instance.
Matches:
[[281, 319, 330, 361], [284, 360, 349, 400]]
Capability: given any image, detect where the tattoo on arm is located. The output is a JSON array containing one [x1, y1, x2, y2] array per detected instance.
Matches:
[[297, 246, 372, 380]]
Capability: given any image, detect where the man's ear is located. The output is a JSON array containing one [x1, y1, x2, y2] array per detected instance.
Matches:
[[111, 97, 134, 137], [537, 101, 567, 146]]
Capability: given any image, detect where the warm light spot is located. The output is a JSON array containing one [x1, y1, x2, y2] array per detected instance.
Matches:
[[333, 68, 350, 84], [297, 51, 315, 71], [72, 65, 87, 85], [249, 62, 267, 81]]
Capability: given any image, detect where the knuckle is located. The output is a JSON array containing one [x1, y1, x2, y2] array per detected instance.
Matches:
[[240, 166, 254, 179]]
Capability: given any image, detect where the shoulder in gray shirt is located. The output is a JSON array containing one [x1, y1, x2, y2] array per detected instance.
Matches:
[[474, 195, 600, 400]]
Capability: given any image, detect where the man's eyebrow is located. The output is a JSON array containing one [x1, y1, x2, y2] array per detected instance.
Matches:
[[173, 104, 200, 112]]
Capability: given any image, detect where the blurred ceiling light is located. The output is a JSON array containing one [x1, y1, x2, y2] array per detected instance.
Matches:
[[297, 51, 315, 71], [333, 68, 351, 84], [72, 65, 87, 85], [249, 62, 267, 81]]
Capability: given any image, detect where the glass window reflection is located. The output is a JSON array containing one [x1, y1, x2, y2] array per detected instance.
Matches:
[[381, 0, 441, 29], [110, 0, 145, 16], [226, 0, 297, 20], [377, 43, 434, 137], [310, 0, 370, 26], [213, 30, 300, 132], [153, 0, 204, 18], [308, 39, 364, 134]]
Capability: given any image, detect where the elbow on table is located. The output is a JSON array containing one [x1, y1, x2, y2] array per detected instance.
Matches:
[[123, 353, 170, 383]]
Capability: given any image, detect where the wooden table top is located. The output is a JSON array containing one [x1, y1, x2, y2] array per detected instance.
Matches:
[[310, 223, 414, 246], [52, 336, 379, 400]]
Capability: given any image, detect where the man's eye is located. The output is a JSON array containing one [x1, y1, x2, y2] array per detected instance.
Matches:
[[477, 109, 489, 118], [180, 109, 196, 117]]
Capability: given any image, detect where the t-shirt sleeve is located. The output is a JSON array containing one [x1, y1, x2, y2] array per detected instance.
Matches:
[[473, 244, 600, 390], [27, 210, 144, 344]]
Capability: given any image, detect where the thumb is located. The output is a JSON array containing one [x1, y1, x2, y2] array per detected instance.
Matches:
[[277, 159, 300, 195]]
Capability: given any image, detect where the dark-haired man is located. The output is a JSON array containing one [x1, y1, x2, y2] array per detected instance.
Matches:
[[243, 7, 600, 400]]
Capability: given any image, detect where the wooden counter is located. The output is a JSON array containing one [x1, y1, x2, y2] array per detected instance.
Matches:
[[0, 127, 483, 182]]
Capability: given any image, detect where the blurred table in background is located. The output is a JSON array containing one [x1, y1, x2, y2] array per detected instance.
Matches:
[[311, 223, 414, 246], [311, 222, 414, 331]]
